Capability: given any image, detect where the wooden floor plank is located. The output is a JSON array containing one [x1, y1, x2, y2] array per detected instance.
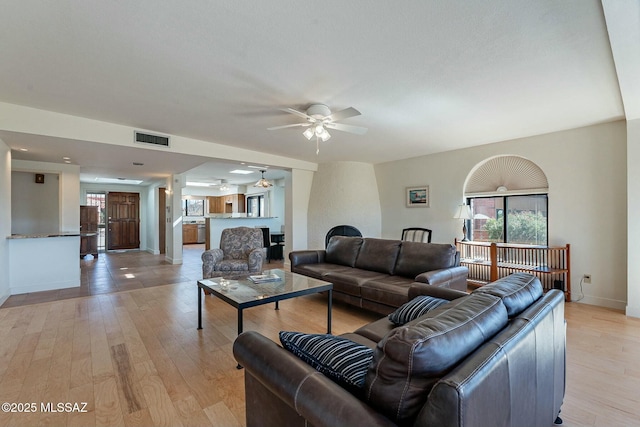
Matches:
[[1, 250, 640, 427]]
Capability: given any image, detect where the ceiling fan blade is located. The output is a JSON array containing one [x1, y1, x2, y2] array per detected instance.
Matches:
[[267, 123, 310, 130], [325, 122, 368, 135], [281, 107, 314, 121], [327, 107, 361, 122]]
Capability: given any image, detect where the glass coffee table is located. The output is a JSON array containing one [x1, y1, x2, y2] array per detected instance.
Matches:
[[197, 269, 333, 337]]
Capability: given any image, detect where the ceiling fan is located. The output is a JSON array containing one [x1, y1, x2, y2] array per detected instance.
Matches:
[[268, 104, 368, 154]]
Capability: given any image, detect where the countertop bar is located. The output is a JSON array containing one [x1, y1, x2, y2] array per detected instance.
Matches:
[[206, 216, 279, 220], [7, 232, 81, 239]]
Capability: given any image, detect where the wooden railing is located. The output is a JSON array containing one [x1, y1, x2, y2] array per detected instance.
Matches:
[[455, 239, 571, 301]]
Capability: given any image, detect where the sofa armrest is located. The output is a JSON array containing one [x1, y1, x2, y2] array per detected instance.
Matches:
[[414, 266, 469, 292], [233, 331, 395, 427], [408, 283, 469, 301], [202, 249, 223, 278], [289, 250, 326, 267]]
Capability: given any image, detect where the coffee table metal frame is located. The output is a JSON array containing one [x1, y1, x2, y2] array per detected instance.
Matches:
[[197, 269, 333, 336]]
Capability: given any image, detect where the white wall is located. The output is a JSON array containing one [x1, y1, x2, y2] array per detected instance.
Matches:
[[307, 162, 382, 250], [626, 118, 640, 316], [376, 121, 627, 309], [144, 184, 160, 254], [0, 138, 10, 304], [11, 171, 59, 234]]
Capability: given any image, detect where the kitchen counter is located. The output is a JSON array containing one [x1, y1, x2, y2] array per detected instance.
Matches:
[[205, 217, 283, 250], [7, 232, 81, 239], [207, 216, 279, 220], [8, 234, 81, 294]]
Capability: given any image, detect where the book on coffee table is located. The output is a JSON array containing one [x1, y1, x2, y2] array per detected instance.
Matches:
[[249, 273, 281, 283]]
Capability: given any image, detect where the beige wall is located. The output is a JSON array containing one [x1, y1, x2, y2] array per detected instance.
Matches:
[[307, 162, 382, 249], [11, 171, 59, 234], [376, 121, 627, 309]]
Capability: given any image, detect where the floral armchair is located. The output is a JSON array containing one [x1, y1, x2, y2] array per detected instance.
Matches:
[[202, 226, 265, 279]]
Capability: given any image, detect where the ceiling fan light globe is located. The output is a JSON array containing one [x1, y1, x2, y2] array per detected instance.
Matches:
[[320, 131, 331, 142], [303, 128, 314, 140]]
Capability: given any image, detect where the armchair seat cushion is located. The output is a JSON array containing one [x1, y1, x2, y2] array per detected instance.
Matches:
[[216, 259, 251, 272]]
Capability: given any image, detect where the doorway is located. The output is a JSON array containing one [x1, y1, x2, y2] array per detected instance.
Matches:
[[107, 192, 140, 250]]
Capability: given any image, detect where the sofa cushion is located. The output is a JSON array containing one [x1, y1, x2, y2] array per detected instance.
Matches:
[[279, 331, 373, 389], [394, 242, 457, 278], [292, 263, 352, 281], [325, 236, 363, 267], [354, 238, 401, 274], [473, 272, 543, 317], [323, 269, 389, 297], [364, 293, 508, 425], [360, 276, 414, 307], [387, 295, 450, 326]]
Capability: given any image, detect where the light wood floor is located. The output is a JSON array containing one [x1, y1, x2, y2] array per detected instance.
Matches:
[[1, 255, 639, 426]]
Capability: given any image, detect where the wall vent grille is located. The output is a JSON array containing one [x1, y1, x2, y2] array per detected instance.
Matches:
[[134, 131, 170, 147]]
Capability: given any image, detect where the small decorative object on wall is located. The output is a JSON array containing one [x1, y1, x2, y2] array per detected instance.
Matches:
[[35, 173, 45, 184], [406, 186, 429, 208]]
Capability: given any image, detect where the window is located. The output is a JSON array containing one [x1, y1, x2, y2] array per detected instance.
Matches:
[[183, 199, 204, 217], [468, 194, 548, 245], [246, 195, 265, 217], [86, 192, 106, 251]]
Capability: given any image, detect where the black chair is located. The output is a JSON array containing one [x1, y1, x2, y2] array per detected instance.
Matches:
[[325, 225, 362, 248], [259, 227, 277, 262], [401, 227, 432, 243]]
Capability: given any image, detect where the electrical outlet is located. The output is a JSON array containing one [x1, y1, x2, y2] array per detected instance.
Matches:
[[583, 274, 591, 283]]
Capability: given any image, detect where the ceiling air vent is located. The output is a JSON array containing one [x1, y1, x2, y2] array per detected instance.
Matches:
[[134, 131, 170, 147]]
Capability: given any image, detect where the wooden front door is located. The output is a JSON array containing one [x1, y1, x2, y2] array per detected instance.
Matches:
[[107, 192, 140, 250]]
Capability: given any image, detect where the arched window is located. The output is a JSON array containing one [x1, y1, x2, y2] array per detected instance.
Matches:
[[464, 155, 548, 245]]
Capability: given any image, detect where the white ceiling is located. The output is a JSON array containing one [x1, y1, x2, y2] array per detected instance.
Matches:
[[0, 0, 637, 186]]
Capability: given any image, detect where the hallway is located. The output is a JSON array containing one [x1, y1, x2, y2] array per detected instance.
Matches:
[[2, 245, 284, 308]]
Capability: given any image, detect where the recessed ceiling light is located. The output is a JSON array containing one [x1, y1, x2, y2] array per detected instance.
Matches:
[[186, 182, 213, 187], [64, 160, 71, 164], [229, 169, 254, 175], [94, 177, 143, 185], [62, 156, 71, 160], [19, 148, 28, 152]]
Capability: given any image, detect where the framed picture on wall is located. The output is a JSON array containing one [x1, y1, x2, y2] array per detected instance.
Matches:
[[406, 186, 429, 208]]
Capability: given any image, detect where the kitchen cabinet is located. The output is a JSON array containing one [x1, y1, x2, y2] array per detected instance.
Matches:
[[208, 194, 245, 214], [183, 224, 199, 244], [208, 196, 224, 214], [233, 194, 246, 213]]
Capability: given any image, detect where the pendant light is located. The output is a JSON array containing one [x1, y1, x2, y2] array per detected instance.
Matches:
[[254, 170, 273, 188]]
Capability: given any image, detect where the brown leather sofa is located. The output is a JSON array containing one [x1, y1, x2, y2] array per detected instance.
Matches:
[[289, 236, 468, 314], [234, 273, 566, 427]]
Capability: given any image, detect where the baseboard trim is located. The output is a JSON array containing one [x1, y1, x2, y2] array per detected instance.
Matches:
[[572, 295, 626, 311], [10, 280, 80, 295]]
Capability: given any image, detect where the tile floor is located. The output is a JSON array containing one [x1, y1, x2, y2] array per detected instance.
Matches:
[[1, 244, 284, 308]]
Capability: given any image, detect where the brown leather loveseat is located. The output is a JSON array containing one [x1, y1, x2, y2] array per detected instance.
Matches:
[[233, 273, 566, 427], [289, 236, 468, 314]]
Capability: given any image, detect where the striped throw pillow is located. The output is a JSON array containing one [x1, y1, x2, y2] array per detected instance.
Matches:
[[279, 332, 373, 388], [388, 295, 449, 326]]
